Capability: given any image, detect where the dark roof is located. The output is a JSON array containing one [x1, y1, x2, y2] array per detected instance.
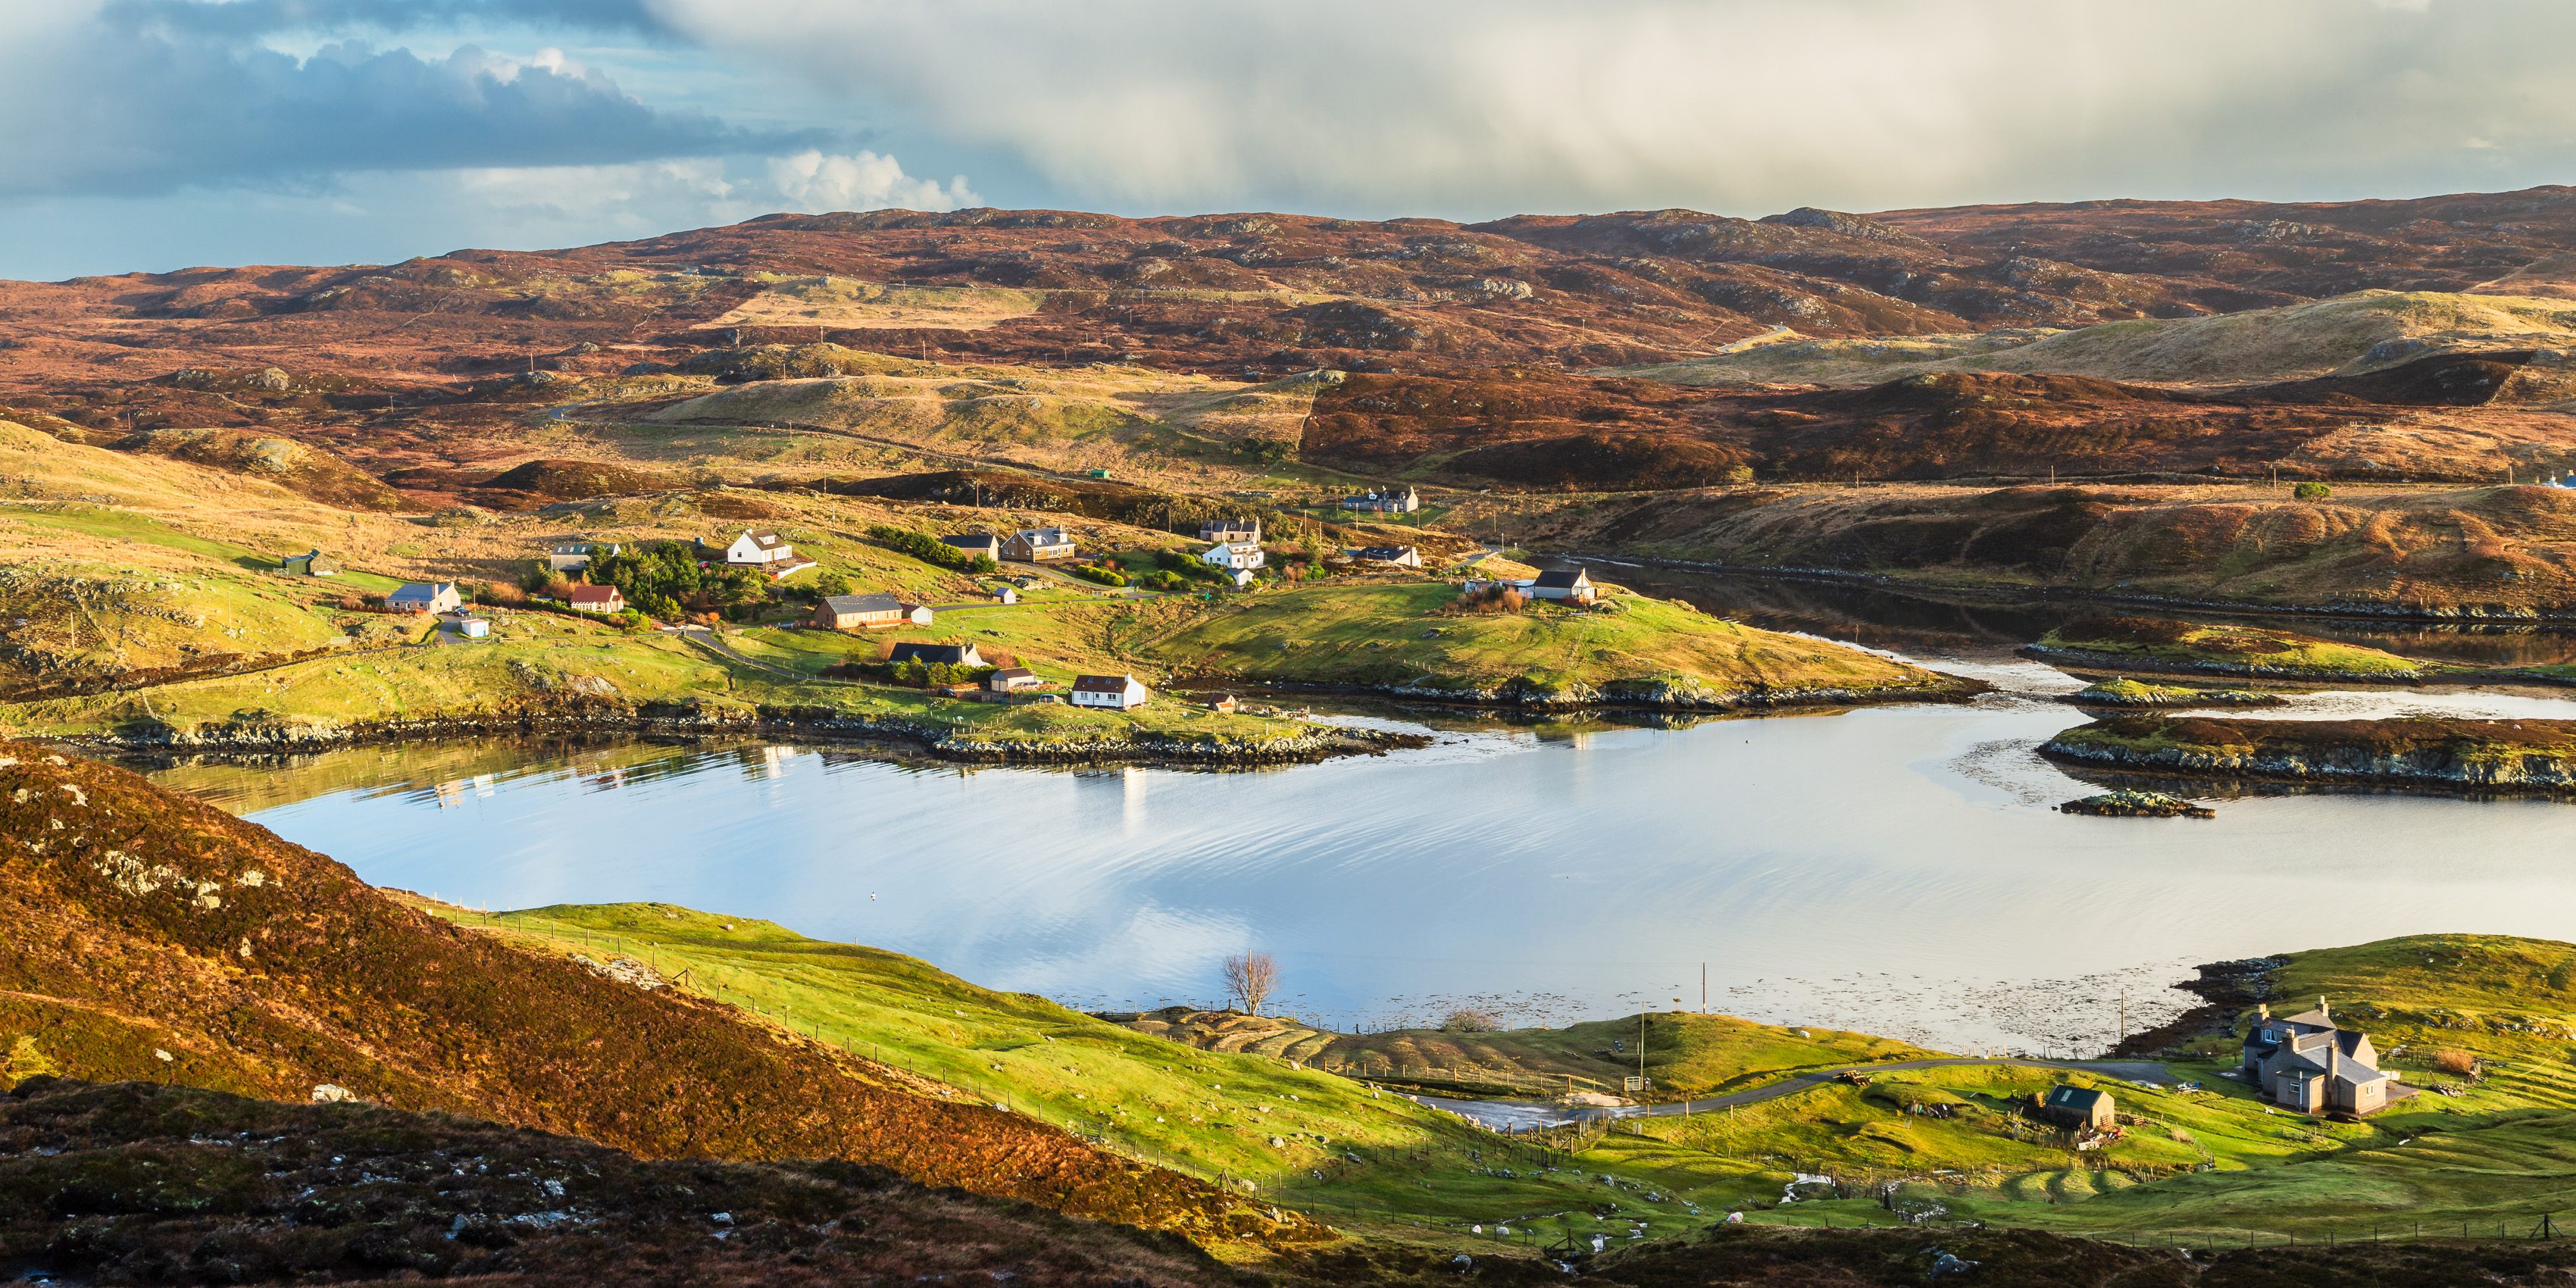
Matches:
[[1071, 674, 1139, 694], [821, 592, 902, 615], [1533, 567, 1591, 589], [1355, 546, 1416, 560], [888, 642, 979, 666], [943, 533, 999, 549], [2045, 1086, 2110, 1112], [989, 667, 1036, 680], [1014, 527, 1072, 544], [740, 530, 787, 549], [387, 581, 452, 602]]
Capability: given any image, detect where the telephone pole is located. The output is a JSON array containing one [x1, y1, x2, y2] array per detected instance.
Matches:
[[2119, 986, 2128, 1047]]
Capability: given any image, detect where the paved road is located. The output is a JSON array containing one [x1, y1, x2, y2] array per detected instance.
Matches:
[[1414, 1057, 2181, 1131]]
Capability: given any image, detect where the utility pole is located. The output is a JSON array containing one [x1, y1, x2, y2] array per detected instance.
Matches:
[[1702, 962, 1707, 1014], [2120, 986, 2128, 1047]]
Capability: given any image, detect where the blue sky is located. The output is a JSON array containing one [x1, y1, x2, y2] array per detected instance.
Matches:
[[4, 0, 2574, 280]]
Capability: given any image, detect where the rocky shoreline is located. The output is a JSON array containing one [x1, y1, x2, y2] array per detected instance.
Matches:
[[1227, 673, 1988, 714], [2041, 716, 2576, 793], [47, 700, 1415, 769]]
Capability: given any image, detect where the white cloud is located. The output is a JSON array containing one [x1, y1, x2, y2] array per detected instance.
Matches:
[[646, 0, 2576, 215], [765, 148, 974, 214]]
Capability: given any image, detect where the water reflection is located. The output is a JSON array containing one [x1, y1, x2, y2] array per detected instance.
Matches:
[[144, 665, 2576, 1058]]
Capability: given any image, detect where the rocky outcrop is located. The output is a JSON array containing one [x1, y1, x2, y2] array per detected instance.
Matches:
[[1321, 673, 1982, 713]]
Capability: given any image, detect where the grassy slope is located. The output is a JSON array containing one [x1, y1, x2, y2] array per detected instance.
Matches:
[[0, 609, 1333, 755], [0, 745, 1314, 1253], [425, 902, 1753, 1244], [2034, 618, 2426, 679], [1613, 291, 2576, 388], [1134, 581, 1950, 698], [1123, 1010, 1931, 1100]]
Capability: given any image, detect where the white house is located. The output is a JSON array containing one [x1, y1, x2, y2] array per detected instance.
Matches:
[[1529, 567, 1597, 604], [1226, 568, 1257, 587], [386, 582, 462, 614], [1201, 541, 1265, 572], [1070, 674, 1151, 710], [724, 530, 795, 565], [450, 615, 491, 639], [1348, 545, 1422, 568]]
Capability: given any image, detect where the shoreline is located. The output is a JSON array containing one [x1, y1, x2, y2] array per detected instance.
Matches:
[[41, 701, 1418, 770], [2040, 721, 2576, 796], [1186, 672, 1990, 715]]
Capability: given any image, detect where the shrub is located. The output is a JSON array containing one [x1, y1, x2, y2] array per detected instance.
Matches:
[[870, 524, 998, 574], [2293, 481, 2334, 500], [1068, 562, 1128, 588], [1449, 583, 1525, 615], [1721, 464, 1755, 486], [1440, 1008, 1499, 1033], [2433, 1047, 2478, 1076]]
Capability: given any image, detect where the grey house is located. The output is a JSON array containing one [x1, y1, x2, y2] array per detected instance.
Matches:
[[887, 642, 985, 668], [943, 533, 1002, 561], [2036, 1084, 2115, 1131], [2243, 999, 2394, 1116]]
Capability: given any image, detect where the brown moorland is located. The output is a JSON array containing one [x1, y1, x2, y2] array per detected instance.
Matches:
[[0, 742, 1326, 1254]]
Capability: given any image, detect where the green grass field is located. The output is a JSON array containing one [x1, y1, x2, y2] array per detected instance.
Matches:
[[2035, 618, 2425, 679], [424, 902, 1757, 1245], [1136, 581, 1948, 699]]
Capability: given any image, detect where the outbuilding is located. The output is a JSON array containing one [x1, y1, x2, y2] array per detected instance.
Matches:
[[567, 584, 625, 614], [986, 667, 1043, 693], [2037, 1085, 2115, 1131]]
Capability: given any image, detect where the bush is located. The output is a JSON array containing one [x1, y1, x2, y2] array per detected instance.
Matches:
[[2433, 1047, 2478, 1076], [2293, 481, 2333, 500], [870, 524, 998, 574], [1068, 562, 1128, 587], [1440, 1008, 1499, 1033]]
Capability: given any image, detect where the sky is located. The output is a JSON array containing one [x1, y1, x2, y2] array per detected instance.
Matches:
[[3, 0, 2575, 280]]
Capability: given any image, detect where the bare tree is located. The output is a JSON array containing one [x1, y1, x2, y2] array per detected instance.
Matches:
[[1221, 951, 1280, 1017]]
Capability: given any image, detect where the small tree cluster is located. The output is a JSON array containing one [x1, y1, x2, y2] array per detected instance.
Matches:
[[2293, 481, 2334, 500], [869, 524, 999, 574], [2432, 1047, 2478, 1077]]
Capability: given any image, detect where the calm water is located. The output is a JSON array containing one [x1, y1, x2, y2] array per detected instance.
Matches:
[[148, 651, 2576, 1057]]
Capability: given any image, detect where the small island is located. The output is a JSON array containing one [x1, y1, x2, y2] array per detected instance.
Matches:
[[2060, 677, 2284, 708], [2058, 789, 2215, 818], [2042, 715, 2576, 792], [2024, 616, 2425, 683]]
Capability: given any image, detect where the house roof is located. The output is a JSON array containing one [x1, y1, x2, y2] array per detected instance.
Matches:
[[1014, 527, 1071, 544], [1533, 567, 1592, 589], [943, 533, 999, 548], [737, 530, 787, 550], [387, 581, 452, 601], [990, 667, 1036, 680], [2045, 1086, 2110, 1113], [1071, 674, 1140, 694], [821, 592, 902, 615], [567, 585, 620, 605], [888, 642, 979, 666], [1355, 546, 1417, 560]]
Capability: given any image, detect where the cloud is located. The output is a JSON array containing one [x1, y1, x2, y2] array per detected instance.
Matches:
[[96, 0, 671, 39], [766, 148, 974, 214], [650, 0, 2576, 215], [0, 1, 814, 199]]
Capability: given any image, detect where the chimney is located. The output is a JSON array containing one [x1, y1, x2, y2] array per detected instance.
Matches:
[[2257, 1002, 2269, 1021], [2318, 996, 2330, 1021]]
